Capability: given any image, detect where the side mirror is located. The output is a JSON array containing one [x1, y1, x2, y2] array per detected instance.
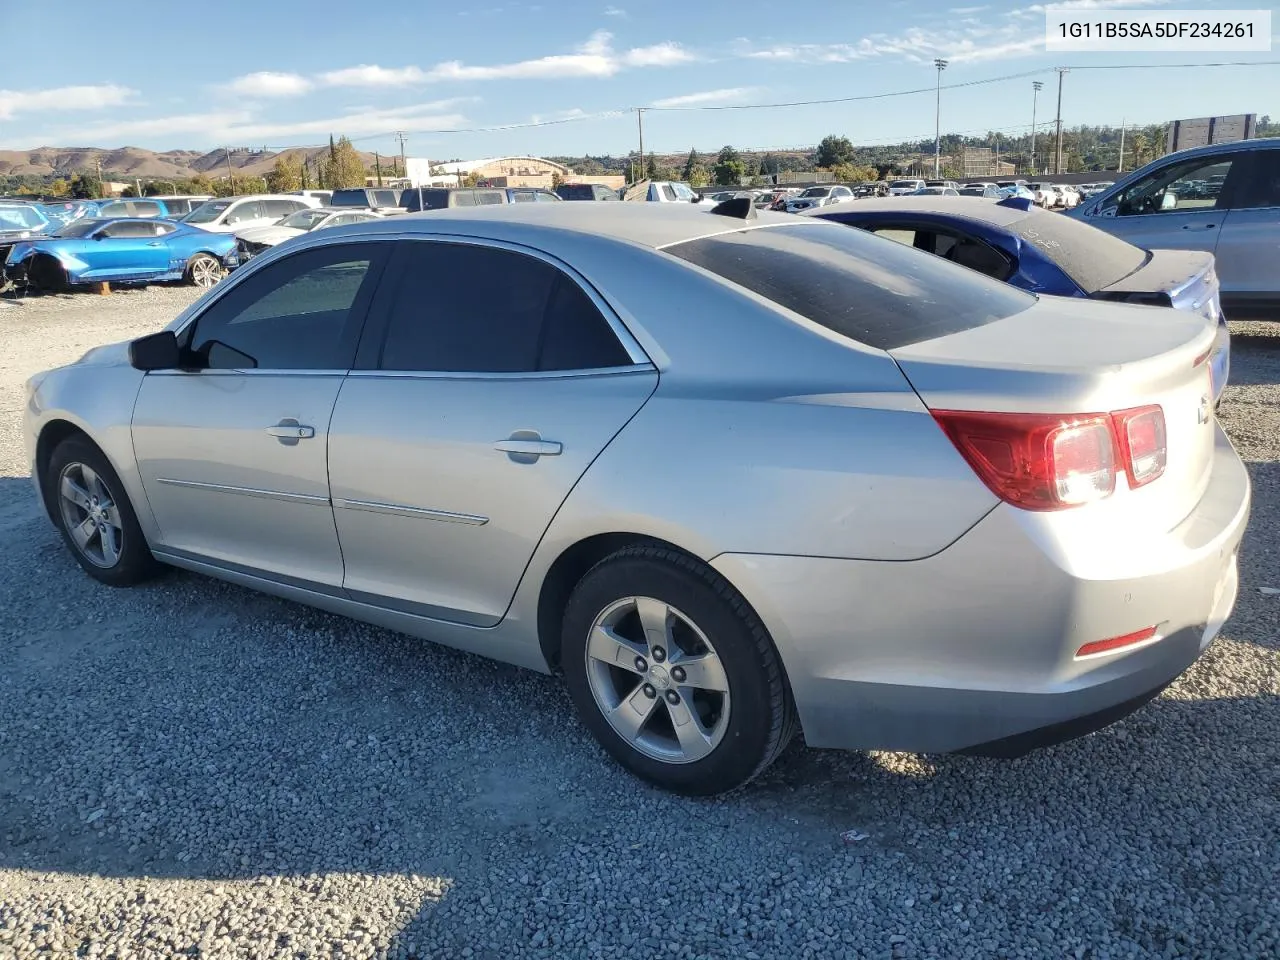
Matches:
[[129, 330, 180, 371], [93, 231, 109, 240]]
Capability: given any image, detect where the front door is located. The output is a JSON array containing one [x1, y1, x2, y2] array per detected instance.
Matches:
[[131, 240, 390, 587], [83, 220, 171, 279], [1081, 150, 1247, 261], [328, 239, 656, 626]]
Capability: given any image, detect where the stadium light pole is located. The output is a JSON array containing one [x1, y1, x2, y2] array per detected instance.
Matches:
[[934, 59, 948, 178], [1030, 81, 1043, 175]]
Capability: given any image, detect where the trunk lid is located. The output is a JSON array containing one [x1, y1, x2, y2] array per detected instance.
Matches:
[[889, 296, 1219, 532]]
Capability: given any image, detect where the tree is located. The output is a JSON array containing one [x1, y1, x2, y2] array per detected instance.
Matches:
[[121, 185, 139, 197], [688, 166, 709, 188], [322, 136, 367, 189], [266, 156, 302, 193], [70, 174, 103, 199], [551, 171, 566, 189], [646, 153, 659, 179], [48, 178, 70, 197], [681, 148, 700, 182], [831, 162, 876, 183], [712, 145, 746, 186], [816, 134, 855, 169]]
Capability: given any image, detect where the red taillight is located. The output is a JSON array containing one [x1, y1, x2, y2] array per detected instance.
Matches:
[[1075, 625, 1160, 659], [1112, 405, 1167, 488], [933, 406, 1167, 512]]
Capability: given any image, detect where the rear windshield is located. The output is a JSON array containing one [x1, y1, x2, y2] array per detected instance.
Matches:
[[330, 190, 370, 206], [664, 223, 1034, 351], [1006, 212, 1148, 291]]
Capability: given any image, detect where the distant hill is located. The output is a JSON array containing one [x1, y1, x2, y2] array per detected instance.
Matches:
[[0, 145, 383, 180]]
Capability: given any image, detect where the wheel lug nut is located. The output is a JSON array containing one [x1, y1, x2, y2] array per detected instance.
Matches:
[[642, 684, 657, 699], [665, 690, 680, 705], [634, 657, 647, 672], [671, 667, 686, 683], [652, 647, 666, 662]]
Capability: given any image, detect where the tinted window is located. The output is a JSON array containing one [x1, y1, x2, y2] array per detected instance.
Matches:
[[451, 191, 476, 207], [187, 243, 384, 369], [510, 190, 536, 203], [100, 220, 156, 238], [1236, 148, 1280, 209], [664, 223, 1034, 351], [330, 190, 370, 207], [475, 191, 506, 206], [263, 199, 300, 218], [660, 185, 677, 201], [373, 190, 398, 207], [1106, 155, 1236, 216], [378, 242, 629, 373], [556, 184, 596, 200], [1006, 212, 1147, 291], [534, 190, 561, 202]]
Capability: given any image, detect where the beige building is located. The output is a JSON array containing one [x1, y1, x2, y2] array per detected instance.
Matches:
[[404, 155, 624, 191]]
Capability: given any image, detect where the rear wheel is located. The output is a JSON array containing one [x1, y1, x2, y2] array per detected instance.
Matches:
[[27, 254, 68, 293], [46, 438, 162, 587], [562, 546, 796, 795], [185, 253, 224, 288]]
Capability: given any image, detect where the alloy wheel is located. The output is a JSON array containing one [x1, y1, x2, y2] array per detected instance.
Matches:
[[190, 256, 224, 287], [57, 462, 124, 569], [584, 596, 731, 764]]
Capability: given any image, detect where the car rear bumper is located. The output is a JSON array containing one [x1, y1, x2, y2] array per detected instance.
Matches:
[[711, 424, 1250, 754]]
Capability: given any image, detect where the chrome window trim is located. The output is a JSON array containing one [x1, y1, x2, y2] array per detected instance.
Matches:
[[346, 363, 655, 382], [146, 368, 349, 377]]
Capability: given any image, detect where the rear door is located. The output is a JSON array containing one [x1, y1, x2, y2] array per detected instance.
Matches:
[[327, 238, 657, 626], [1213, 146, 1280, 317]]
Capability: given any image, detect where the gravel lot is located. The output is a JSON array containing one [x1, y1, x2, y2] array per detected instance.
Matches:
[[1, 285, 1277, 960]]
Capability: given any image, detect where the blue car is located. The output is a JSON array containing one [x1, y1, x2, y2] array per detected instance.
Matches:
[[804, 195, 1231, 400], [4, 217, 239, 292], [37, 200, 99, 228]]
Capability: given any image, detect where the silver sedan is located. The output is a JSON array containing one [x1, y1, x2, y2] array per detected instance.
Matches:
[[23, 204, 1249, 795]]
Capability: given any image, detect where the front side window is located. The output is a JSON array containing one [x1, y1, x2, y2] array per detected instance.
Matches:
[[1234, 148, 1280, 209], [223, 201, 265, 225], [99, 220, 156, 239], [183, 201, 230, 224], [185, 243, 386, 370], [1104, 155, 1236, 216], [377, 242, 631, 373]]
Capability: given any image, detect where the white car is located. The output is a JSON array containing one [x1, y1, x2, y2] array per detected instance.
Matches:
[[784, 185, 854, 211], [888, 179, 926, 196], [183, 195, 320, 233], [233, 207, 383, 259], [1025, 183, 1061, 208], [621, 181, 702, 203], [1053, 184, 1081, 208]]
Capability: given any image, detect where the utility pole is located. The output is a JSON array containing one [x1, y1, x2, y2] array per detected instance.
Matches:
[[994, 133, 1000, 177], [395, 131, 409, 184], [1053, 67, 1069, 175], [1118, 119, 1126, 173], [636, 108, 645, 181], [1030, 80, 1043, 175], [224, 147, 236, 195], [933, 59, 948, 179], [94, 157, 104, 197], [374, 152, 383, 186]]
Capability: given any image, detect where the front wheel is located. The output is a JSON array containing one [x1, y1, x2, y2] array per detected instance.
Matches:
[[562, 546, 796, 795], [185, 253, 224, 288]]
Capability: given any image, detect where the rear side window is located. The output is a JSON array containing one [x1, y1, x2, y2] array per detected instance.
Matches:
[[475, 191, 506, 206], [330, 190, 368, 207], [663, 223, 1034, 351], [1006, 212, 1147, 291], [377, 242, 631, 373]]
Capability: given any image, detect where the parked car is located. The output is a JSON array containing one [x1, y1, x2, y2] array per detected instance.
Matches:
[[1077, 181, 1114, 199], [854, 182, 888, 198], [1066, 137, 1280, 320], [24, 204, 1247, 795], [767, 188, 802, 210], [0, 203, 53, 272], [399, 187, 508, 211], [330, 188, 405, 214], [959, 184, 1002, 198], [290, 190, 333, 206], [783, 185, 854, 211], [182, 195, 318, 233], [804, 196, 1230, 400], [996, 180, 1028, 190], [147, 195, 213, 218], [234, 207, 383, 259], [1024, 183, 1060, 208], [911, 186, 960, 197], [1053, 184, 1081, 208], [997, 183, 1038, 202], [924, 180, 960, 190], [96, 197, 172, 219], [888, 178, 926, 196], [4, 217, 238, 291], [37, 200, 99, 227], [556, 183, 620, 201], [620, 180, 701, 202], [503, 187, 562, 203]]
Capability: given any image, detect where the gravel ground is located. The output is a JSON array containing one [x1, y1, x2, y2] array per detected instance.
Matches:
[[1, 286, 1277, 960]]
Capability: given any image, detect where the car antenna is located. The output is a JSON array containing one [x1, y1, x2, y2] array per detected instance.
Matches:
[[709, 196, 757, 220]]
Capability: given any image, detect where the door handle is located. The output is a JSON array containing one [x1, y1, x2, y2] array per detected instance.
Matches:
[[146, 241, 164, 246], [266, 419, 315, 442], [494, 430, 562, 462], [1182, 223, 1217, 229]]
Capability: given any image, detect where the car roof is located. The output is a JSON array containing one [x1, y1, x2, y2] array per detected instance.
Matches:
[[814, 195, 1035, 227], [330, 202, 819, 250]]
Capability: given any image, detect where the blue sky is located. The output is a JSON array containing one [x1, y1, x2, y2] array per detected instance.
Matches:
[[1, 0, 1276, 158]]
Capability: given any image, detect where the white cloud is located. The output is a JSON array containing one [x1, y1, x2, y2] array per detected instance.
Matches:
[[623, 41, 695, 67], [0, 84, 135, 120], [649, 87, 762, 108], [1016, 0, 1167, 16], [604, 5, 627, 16], [949, 4, 988, 12], [221, 71, 313, 98], [318, 65, 428, 87], [424, 30, 695, 80]]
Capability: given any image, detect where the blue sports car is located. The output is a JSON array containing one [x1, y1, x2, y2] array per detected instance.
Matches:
[[802, 195, 1231, 400], [4, 217, 239, 292]]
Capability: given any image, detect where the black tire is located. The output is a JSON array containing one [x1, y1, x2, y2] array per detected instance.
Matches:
[[45, 437, 162, 587], [28, 254, 68, 293], [562, 545, 797, 796]]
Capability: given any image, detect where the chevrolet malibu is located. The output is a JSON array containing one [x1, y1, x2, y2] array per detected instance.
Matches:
[[24, 204, 1249, 795]]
